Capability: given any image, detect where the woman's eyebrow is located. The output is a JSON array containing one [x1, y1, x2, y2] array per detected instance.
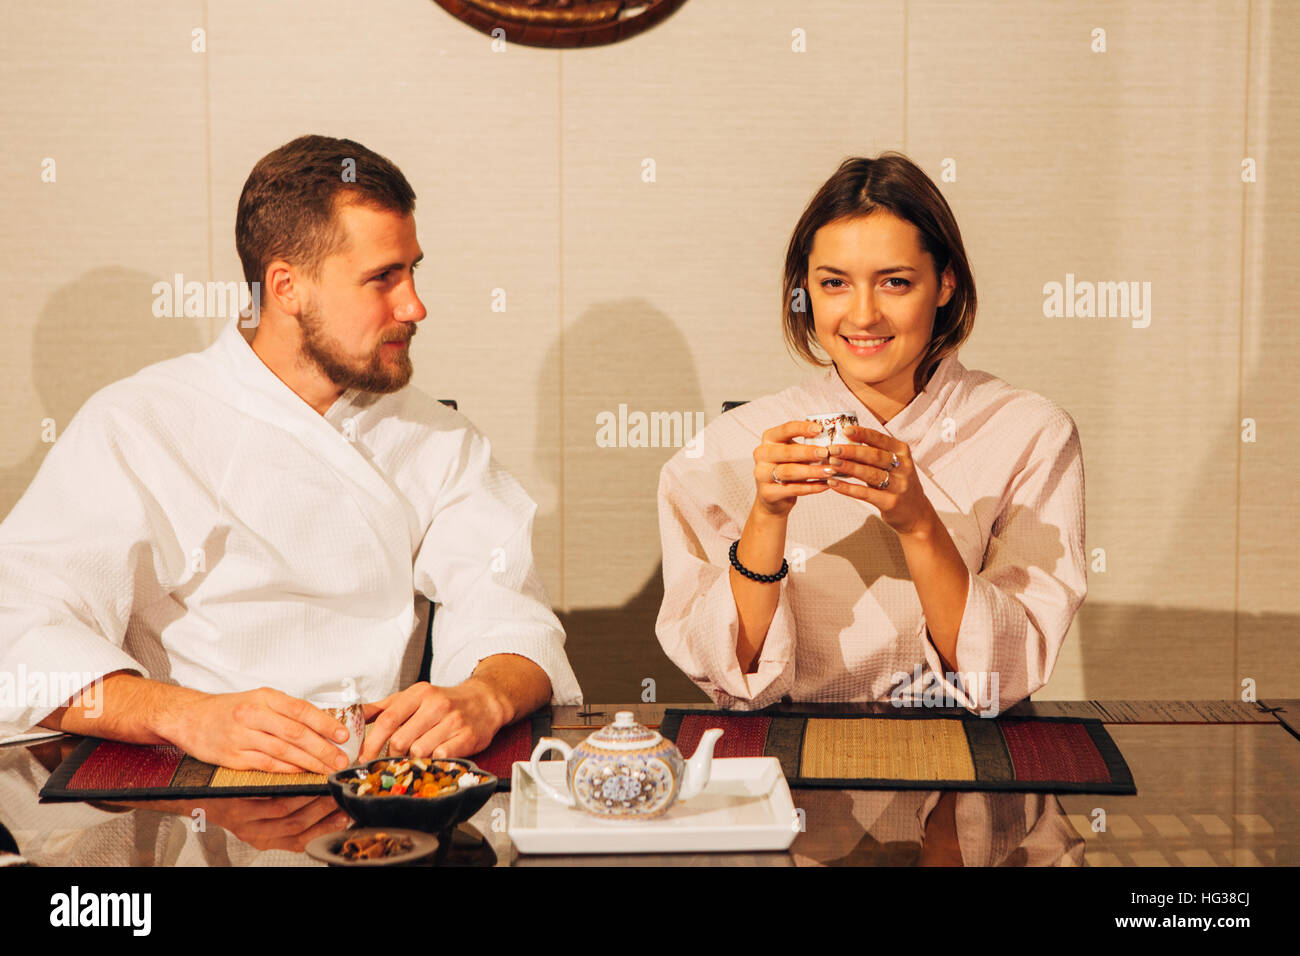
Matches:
[[813, 264, 917, 276]]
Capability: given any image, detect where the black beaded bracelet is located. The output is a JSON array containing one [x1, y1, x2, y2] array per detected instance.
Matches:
[[729, 539, 789, 583]]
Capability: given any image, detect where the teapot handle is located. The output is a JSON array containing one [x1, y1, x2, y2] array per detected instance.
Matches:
[[528, 738, 576, 807]]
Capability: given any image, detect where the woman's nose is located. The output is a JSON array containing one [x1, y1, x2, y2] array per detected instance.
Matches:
[[852, 290, 879, 325]]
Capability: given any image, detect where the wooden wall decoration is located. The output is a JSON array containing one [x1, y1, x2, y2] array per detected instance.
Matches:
[[432, 0, 690, 48]]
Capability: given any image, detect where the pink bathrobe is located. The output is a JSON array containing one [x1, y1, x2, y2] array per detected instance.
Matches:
[[656, 353, 1087, 715]]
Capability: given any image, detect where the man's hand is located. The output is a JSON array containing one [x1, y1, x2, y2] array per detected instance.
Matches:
[[359, 678, 507, 762], [359, 654, 553, 761], [41, 673, 352, 776], [163, 686, 353, 776]]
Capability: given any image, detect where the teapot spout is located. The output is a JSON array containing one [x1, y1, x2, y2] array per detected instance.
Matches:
[[678, 728, 724, 801]]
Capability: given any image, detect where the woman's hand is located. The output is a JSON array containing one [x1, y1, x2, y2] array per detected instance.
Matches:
[[825, 424, 936, 535], [751, 420, 836, 518]]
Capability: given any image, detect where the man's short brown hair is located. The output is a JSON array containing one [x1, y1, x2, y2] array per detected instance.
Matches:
[[236, 135, 416, 302]]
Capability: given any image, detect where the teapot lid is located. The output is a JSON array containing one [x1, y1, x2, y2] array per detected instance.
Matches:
[[585, 711, 664, 751]]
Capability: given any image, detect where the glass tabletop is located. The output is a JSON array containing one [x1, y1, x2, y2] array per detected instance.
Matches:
[[1, 703, 1295, 867]]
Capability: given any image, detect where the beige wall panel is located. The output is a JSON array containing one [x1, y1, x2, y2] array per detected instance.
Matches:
[[558, 1, 904, 699], [0, 4, 211, 516], [1239, 0, 1300, 695], [204, 0, 564, 591], [909, 1, 1248, 699]]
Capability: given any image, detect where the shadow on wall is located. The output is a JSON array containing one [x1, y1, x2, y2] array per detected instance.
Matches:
[[0, 267, 207, 517], [537, 298, 709, 704], [1076, 603, 1299, 699], [559, 559, 706, 703]]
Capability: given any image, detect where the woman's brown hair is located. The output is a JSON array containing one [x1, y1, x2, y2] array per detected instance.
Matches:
[[782, 153, 976, 395]]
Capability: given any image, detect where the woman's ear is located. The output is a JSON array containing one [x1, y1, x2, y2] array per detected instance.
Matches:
[[937, 265, 956, 309]]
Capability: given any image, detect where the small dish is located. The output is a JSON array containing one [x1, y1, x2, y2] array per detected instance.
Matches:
[[327, 756, 497, 833], [305, 827, 437, 867]]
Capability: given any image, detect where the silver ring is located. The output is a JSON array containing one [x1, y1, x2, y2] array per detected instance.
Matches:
[[771, 466, 784, 485], [889, 452, 901, 470], [875, 473, 891, 490]]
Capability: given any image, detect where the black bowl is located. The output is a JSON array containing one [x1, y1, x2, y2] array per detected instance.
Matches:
[[327, 757, 497, 834]]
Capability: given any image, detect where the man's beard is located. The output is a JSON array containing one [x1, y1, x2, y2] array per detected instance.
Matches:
[[297, 300, 415, 394]]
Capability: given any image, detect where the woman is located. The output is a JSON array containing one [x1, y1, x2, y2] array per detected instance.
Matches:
[[655, 153, 1086, 716]]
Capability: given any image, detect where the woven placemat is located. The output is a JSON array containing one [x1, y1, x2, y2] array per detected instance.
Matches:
[[38, 711, 550, 801], [659, 709, 1136, 794]]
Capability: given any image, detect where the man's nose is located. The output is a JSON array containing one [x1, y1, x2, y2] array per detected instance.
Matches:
[[395, 287, 427, 323]]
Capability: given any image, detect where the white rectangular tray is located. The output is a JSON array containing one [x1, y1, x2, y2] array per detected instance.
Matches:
[[508, 756, 797, 855]]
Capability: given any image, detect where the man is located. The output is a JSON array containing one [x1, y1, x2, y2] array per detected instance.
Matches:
[[0, 135, 582, 774]]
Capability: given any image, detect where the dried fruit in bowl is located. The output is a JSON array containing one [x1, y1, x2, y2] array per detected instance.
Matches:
[[350, 757, 485, 797]]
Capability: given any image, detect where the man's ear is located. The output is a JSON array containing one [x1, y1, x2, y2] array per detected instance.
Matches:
[[265, 259, 302, 316]]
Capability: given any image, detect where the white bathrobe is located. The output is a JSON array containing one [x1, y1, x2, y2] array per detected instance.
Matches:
[[656, 353, 1087, 715], [0, 319, 581, 735]]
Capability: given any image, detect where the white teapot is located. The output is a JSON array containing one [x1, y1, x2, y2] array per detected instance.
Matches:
[[529, 711, 724, 820]]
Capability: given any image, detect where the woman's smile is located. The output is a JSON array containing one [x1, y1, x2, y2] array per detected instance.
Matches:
[[839, 334, 894, 356]]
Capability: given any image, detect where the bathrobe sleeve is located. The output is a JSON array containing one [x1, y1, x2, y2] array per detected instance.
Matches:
[[655, 458, 799, 710], [412, 427, 582, 705], [0, 399, 172, 735], [920, 407, 1088, 716]]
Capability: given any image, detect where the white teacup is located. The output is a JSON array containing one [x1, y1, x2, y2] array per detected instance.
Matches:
[[308, 691, 365, 765], [794, 412, 858, 447], [792, 412, 858, 480]]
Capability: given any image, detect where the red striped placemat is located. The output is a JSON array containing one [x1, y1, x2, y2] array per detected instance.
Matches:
[[39, 712, 549, 801], [661, 709, 1136, 794]]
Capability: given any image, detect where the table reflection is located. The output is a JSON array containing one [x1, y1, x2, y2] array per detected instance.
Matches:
[[4, 704, 1296, 867], [789, 788, 1081, 866]]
